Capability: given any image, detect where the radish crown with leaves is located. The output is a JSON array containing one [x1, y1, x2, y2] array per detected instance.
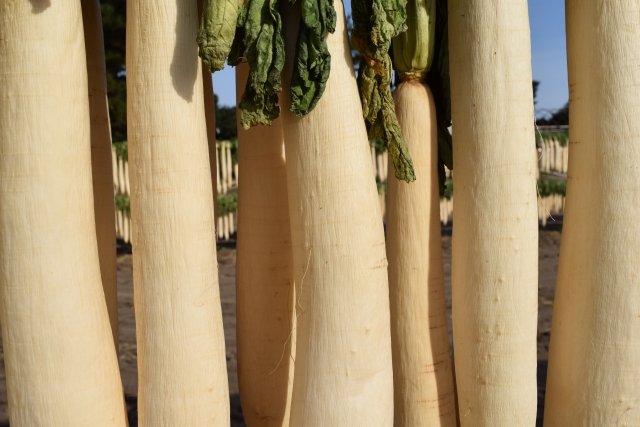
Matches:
[[197, 0, 453, 186]]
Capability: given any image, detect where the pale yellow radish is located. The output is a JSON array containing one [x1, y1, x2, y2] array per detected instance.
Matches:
[[387, 81, 457, 427], [448, 0, 538, 425], [80, 0, 119, 350], [198, 0, 218, 222], [280, 1, 394, 426], [386, 0, 457, 422], [235, 62, 295, 427], [203, 70, 218, 220], [0, 0, 127, 425], [127, 0, 229, 424], [544, 1, 640, 426]]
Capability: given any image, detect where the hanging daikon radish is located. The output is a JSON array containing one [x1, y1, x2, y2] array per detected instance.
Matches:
[[216, 148, 223, 194], [279, 1, 394, 425], [229, 212, 235, 235], [226, 145, 233, 188], [124, 161, 130, 195], [197, 0, 218, 221], [118, 157, 126, 194], [217, 216, 224, 240], [377, 154, 385, 182], [202, 70, 218, 219], [234, 163, 239, 187], [0, 1, 127, 425], [448, 0, 538, 425], [112, 148, 119, 192], [81, 0, 119, 350], [235, 62, 295, 427], [544, 2, 640, 425], [123, 212, 130, 244], [386, 0, 457, 424], [127, 0, 229, 424], [222, 215, 230, 241], [220, 144, 228, 194], [117, 210, 124, 240]]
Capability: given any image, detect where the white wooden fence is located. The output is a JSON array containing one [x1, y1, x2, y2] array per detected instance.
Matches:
[[111, 136, 567, 245], [111, 141, 238, 243]]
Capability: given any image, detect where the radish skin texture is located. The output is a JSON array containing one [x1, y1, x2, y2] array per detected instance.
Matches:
[[81, 0, 119, 352], [203, 70, 218, 221], [198, 0, 218, 222], [127, 0, 230, 425], [448, 0, 538, 425], [0, 1, 128, 425], [280, 2, 394, 426], [543, 2, 640, 426], [236, 62, 295, 427], [386, 81, 457, 427]]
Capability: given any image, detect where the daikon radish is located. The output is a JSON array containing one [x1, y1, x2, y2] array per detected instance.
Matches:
[[118, 157, 126, 194], [117, 210, 124, 240], [234, 163, 239, 186], [124, 161, 130, 195], [202, 71, 218, 219], [386, 0, 457, 424], [235, 62, 295, 427], [216, 147, 223, 194], [388, 83, 457, 426], [377, 154, 385, 182], [544, 2, 640, 425], [217, 216, 224, 240], [0, 1, 127, 425], [280, 1, 394, 425], [123, 212, 130, 244], [229, 212, 235, 235], [448, 0, 538, 425], [226, 145, 233, 188], [127, 0, 229, 424], [222, 215, 230, 241], [81, 0, 119, 350], [220, 144, 228, 194], [112, 148, 119, 192]]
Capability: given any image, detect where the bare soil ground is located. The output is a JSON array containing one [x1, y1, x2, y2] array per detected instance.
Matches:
[[0, 229, 562, 426]]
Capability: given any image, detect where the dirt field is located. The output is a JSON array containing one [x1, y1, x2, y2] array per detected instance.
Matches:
[[0, 229, 562, 426]]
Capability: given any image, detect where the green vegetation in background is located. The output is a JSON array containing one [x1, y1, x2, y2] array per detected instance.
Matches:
[[441, 178, 453, 200], [214, 95, 238, 140], [115, 194, 130, 213], [536, 131, 568, 146], [537, 102, 569, 126], [114, 193, 241, 217], [537, 179, 566, 198], [369, 139, 386, 154], [217, 192, 238, 216], [112, 141, 128, 161]]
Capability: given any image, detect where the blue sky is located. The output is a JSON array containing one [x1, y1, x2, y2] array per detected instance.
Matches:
[[213, 0, 568, 118]]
